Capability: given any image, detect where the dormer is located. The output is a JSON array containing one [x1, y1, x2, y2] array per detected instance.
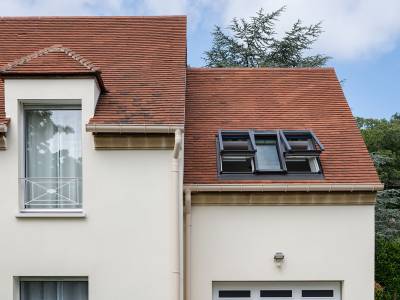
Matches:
[[0, 45, 106, 150]]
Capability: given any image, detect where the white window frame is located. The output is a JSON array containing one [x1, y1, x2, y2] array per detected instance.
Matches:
[[17, 99, 85, 217]]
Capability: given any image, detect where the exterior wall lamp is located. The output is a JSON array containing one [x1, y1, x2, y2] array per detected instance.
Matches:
[[274, 252, 285, 267]]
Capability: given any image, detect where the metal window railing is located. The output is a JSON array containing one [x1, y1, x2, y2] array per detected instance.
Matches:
[[20, 177, 82, 209]]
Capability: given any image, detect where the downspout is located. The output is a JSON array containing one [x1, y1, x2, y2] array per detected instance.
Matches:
[[184, 189, 192, 300], [172, 129, 183, 300]]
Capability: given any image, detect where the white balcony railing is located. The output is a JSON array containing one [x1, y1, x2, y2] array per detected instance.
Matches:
[[20, 177, 82, 209]]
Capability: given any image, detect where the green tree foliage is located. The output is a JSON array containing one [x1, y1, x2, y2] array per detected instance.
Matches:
[[357, 113, 400, 188], [357, 113, 400, 298], [376, 189, 400, 239], [376, 238, 400, 299], [204, 7, 330, 68]]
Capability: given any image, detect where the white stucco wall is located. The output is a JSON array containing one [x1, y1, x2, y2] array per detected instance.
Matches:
[[0, 78, 179, 299], [190, 205, 375, 300]]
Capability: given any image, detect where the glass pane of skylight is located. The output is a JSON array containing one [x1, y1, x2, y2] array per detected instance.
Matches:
[[255, 139, 281, 170]]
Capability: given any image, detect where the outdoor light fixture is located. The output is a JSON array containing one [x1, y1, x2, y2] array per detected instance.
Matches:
[[274, 252, 285, 267]]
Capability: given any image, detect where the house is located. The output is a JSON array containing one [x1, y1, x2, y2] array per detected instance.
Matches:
[[0, 16, 382, 300]]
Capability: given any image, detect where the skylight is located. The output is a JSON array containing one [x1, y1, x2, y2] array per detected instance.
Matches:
[[217, 130, 324, 177]]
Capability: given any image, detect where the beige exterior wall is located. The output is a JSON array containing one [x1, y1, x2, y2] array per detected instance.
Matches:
[[0, 78, 375, 300], [190, 205, 375, 300], [0, 78, 180, 299]]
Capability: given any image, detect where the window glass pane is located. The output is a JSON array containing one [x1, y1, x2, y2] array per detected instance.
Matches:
[[25, 108, 82, 209], [260, 290, 292, 297], [221, 156, 253, 173], [21, 281, 88, 300], [286, 159, 312, 172], [255, 139, 281, 170], [219, 290, 251, 298], [223, 138, 252, 151], [62, 281, 88, 300], [301, 290, 334, 297], [20, 281, 57, 300], [220, 132, 253, 152]]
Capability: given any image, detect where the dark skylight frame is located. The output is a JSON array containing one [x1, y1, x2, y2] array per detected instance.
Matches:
[[217, 129, 325, 178]]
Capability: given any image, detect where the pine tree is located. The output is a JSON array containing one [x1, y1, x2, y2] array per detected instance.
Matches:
[[204, 7, 330, 68]]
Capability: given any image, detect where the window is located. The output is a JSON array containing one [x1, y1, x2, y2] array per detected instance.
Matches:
[[20, 279, 88, 300], [218, 131, 256, 173], [217, 129, 324, 177], [254, 133, 285, 172], [301, 290, 334, 297], [260, 290, 292, 297], [282, 131, 324, 173], [22, 105, 82, 210], [219, 290, 251, 298]]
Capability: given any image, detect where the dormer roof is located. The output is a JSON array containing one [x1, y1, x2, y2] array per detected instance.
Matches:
[[1, 44, 100, 73], [0, 45, 106, 93]]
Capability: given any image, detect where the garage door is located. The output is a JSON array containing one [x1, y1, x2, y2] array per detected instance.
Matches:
[[213, 282, 341, 300]]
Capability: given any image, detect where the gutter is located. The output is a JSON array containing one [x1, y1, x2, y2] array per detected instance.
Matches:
[[86, 123, 184, 134], [184, 183, 384, 193]]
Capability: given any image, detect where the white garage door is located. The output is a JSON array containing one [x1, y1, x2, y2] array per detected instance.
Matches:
[[213, 282, 341, 300]]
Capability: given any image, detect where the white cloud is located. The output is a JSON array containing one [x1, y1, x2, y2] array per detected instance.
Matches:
[[0, 0, 126, 16], [141, 0, 185, 15], [1, 0, 400, 61], [221, 0, 400, 60]]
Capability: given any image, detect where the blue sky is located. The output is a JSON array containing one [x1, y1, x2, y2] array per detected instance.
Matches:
[[1, 0, 399, 119]]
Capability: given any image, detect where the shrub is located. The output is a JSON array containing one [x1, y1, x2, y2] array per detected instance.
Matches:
[[376, 238, 400, 299]]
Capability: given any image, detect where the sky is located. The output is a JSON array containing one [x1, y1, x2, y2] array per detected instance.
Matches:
[[1, 0, 399, 119]]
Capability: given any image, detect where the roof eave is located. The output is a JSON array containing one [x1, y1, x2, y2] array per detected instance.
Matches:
[[184, 183, 385, 193], [86, 123, 184, 134]]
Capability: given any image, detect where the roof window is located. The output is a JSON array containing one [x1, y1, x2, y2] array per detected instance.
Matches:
[[217, 130, 324, 178], [282, 130, 324, 173], [218, 131, 256, 173]]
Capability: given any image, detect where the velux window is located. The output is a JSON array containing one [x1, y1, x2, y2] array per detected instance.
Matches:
[[218, 130, 324, 176]]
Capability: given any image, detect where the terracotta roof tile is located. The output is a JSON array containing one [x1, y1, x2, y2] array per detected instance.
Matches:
[[0, 17, 380, 186], [0, 16, 186, 126], [184, 67, 381, 185]]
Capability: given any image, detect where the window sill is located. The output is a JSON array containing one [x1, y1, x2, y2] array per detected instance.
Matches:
[[15, 210, 86, 218]]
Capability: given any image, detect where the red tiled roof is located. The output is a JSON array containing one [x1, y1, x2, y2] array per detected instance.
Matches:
[[0, 16, 187, 126], [184, 68, 381, 185]]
